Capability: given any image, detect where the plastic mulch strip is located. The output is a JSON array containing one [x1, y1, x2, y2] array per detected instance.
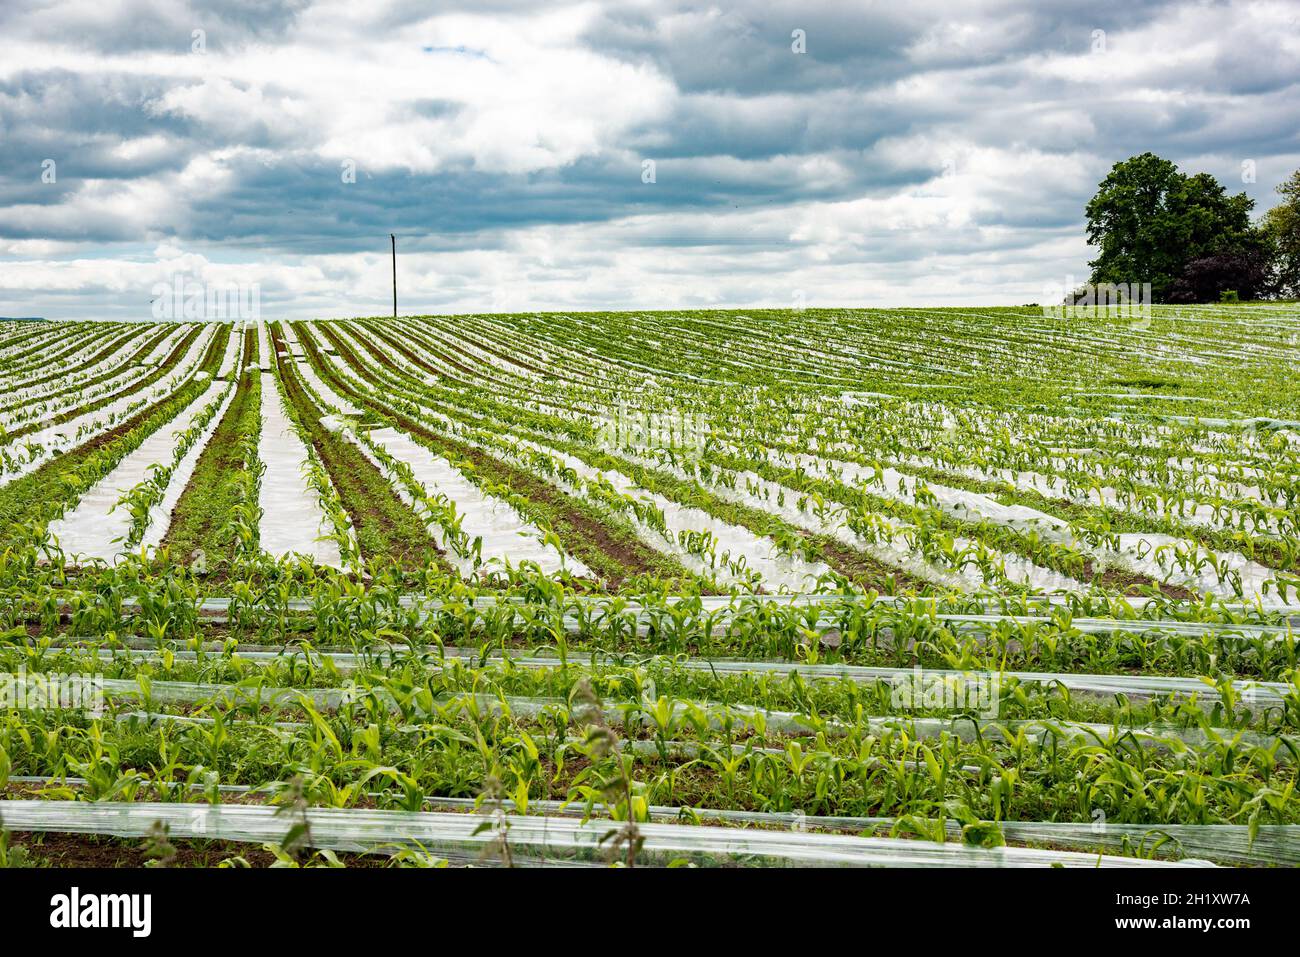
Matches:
[[419, 796, 1300, 867], [71, 645, 1296, 706], [0, 800, 1216, 868], [91, 679, 1300, 758]]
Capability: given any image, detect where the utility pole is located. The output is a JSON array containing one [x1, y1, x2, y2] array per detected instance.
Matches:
[[390, 233, 397, 319]]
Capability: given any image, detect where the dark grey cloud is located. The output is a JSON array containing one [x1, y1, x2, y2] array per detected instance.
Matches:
[[0, 0, 310, 53], [578, 0, 1185, 94]]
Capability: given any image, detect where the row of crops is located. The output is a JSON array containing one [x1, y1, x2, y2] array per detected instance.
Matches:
[[1, 305, 1298, 867]]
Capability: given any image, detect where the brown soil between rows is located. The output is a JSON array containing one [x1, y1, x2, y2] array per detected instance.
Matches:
[[1080, 559, 1200, 601], [269, 325, 447, 573], [6, 831, 387, 868], [307, 323, 680, 587], [808, 535, 931, 594]]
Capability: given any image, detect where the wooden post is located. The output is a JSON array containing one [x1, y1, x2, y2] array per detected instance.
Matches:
[[390, 233, 397, 319]]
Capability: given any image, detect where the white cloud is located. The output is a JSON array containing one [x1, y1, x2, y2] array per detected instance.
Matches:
[[0, 0, 1296, 318]]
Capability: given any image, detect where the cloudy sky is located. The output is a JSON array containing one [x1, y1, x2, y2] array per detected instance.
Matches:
[[1, 0, 1298, 320]]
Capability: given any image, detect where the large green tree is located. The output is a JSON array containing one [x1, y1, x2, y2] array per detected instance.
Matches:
[[1263, 169, 1300, 299], [1085, 153, 1257, 301]]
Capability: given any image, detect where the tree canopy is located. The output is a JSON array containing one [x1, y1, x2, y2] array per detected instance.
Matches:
[[1085, 153, 1259, 302], [1263, 169, 1300, 299]]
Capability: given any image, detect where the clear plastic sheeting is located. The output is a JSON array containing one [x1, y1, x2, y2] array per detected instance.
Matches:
[[498, 435, 837, 592], [83, 645, 1295, 707], [46, 378, 227, 561], [361, 426, 588, 578], [256, 366, 342, 567], [633, 451, 970, 592], [0, 801, 1214, 867], [288, 331, 587, 577], [1109, 531, 1285, 606], [418, 649, 1298, 707], [140, 330, 243, 551], [139, 383, 238, 551], [130, 593, 1300, 638], [11, 777, 1294, 865], [0, 330, 142, 423], [87, 679, 1299, 759], [780, 447, 1290, 603], [420, 797, 1300, 867], [771, 449, 1086, 592], [1, 324, 216, 487]]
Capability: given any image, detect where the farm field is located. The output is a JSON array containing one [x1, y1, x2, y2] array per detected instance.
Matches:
[[1, 305, 1299, 868]]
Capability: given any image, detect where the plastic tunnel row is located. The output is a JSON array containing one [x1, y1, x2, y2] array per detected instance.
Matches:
[[0, 800, 1218, 868]]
